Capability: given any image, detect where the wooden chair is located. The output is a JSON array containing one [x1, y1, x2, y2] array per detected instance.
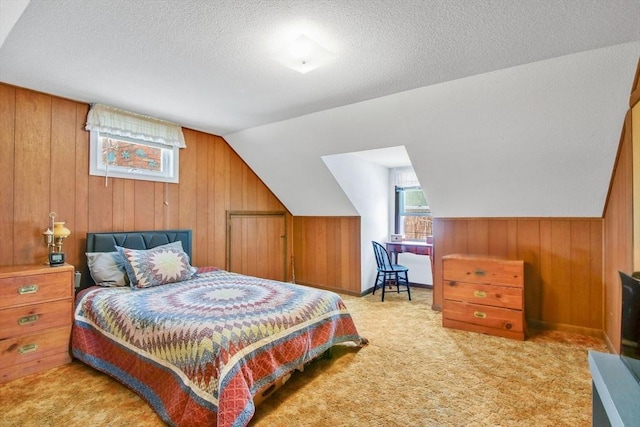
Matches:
[[371, 241, 411, 301]]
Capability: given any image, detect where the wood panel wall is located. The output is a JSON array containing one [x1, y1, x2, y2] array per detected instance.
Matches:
[[432, 217, 603, 335], [0, 83, 292, 281], [601, 59, 640, 352], [292, 216, 361, 295]]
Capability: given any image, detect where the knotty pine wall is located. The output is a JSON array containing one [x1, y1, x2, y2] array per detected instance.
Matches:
[[0, 83, 293, 281], [432, 218, 604, 336]]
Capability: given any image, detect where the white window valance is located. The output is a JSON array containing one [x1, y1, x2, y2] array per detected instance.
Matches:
[[391, 166, 419, 188], [85, 103, 186, 148]]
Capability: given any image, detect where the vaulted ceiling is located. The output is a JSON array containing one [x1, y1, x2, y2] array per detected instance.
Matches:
[[1, 0, 639, 216]]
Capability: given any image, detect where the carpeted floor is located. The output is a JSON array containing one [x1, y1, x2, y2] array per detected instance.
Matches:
[[0, 287, 607, 427]]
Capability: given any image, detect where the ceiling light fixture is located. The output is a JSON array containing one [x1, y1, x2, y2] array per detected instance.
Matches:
[[272, 34, 336, 74]]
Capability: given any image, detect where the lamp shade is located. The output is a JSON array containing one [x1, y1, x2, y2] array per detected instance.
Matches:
[[53, 222, 71, 239]]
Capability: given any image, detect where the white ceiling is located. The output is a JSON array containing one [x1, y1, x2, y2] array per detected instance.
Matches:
[[1, 0, 638, 136], [1, 1, 639, 217]]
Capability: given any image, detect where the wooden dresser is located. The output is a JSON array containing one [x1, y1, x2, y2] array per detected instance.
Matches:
[[0, 264, 74, 383], [442, 254, 525, 340]]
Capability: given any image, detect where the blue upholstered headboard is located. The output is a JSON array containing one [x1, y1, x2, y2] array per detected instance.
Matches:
[[83, 229, 192, 289]]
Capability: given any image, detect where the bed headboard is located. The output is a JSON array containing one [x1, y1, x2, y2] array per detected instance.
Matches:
[[82, 229, 192, 289]]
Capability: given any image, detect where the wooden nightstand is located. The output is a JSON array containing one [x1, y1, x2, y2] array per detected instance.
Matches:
[[0, 264, 74, 383]]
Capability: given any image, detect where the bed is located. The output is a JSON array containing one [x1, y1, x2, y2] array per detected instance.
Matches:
[[71, 230, 366, 427]]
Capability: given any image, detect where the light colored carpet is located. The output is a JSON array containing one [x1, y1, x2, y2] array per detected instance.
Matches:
[[0, 288, 607, 426]]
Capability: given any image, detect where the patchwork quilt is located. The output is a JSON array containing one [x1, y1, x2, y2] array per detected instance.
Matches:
[[72, 269, 364, 427]]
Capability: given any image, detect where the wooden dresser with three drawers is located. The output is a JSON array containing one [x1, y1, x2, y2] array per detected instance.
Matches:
[[442, 254, 525, 340], [0, 264, 74, 383]]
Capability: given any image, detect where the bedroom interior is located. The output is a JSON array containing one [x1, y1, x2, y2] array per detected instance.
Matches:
[[1, 0, 640, 425]]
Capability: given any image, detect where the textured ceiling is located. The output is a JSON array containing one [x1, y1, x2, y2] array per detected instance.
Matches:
[[1, 0, 639, 136]]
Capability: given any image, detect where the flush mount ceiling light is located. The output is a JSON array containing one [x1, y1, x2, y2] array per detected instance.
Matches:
[[272, 34, 336, 74]]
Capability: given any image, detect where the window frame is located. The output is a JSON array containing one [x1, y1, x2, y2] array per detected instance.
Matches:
[[394, 185, 432, 241], [89, 131, 179, 183]]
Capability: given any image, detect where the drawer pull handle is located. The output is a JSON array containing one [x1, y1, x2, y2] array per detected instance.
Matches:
[[18, 284, 39, 295], [18, 314, 39, 325], [18, 343, 38, 354], [473, 311, 487, 319], [473, 290, 487, 298], [474, 269, 486, 277]]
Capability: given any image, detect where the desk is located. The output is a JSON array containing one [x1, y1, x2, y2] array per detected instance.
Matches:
[[386, 241, 434, 272]]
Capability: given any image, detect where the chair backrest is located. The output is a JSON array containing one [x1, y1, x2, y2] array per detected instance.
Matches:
[[372, 241, 393, 270]]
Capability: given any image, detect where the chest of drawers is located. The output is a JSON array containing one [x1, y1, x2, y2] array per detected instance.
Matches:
[[0, 264, 74, 383], [442, 254, 525, 340]]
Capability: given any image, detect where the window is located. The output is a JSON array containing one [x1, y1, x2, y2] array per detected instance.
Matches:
[[90, 131, 179, 183], [85, 103, 185, 184], [395, 186, 432, 241]]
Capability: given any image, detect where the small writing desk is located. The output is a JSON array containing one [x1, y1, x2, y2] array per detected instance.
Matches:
[[386, 241, 434, 271]]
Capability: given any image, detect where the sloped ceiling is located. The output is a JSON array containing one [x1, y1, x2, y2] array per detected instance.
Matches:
[[1, 1, 639, 217]]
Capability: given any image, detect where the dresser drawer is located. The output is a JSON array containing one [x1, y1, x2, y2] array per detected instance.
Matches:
[[0, 325, 71, 368], [0, 300, 72, 340], [0, 269, 73, 309], [443, 299, 524, 333], [443, 280, 523, 310], [442, 255, 524, 287]]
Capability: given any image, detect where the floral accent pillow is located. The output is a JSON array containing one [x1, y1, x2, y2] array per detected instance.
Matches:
[[116, 241, 195, 289], [86, 251, 129, 287]]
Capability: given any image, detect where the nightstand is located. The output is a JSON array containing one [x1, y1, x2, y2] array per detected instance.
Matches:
[[0, 264, 74, 383]]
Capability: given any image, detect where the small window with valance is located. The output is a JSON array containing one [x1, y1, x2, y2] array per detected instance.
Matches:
[[86, 104, 186, 184]]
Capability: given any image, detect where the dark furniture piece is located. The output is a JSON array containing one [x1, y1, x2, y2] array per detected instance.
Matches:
[[372, 241, 410, 301]]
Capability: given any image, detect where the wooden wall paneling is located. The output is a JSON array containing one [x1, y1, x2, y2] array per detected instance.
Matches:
[[229, 150, 243, 211], [602, 110, 633, 350], [179, 128, 198, 262], [111, 177, 125, 231], [87, 175, 114, 233], [213, 136, 229, 268], [0, 85, 15, 267], [122, 179, 136, 231], [348, 217, 361, 293], [153, 182, 165, 230], [569, 220, 594, 329], [133, 180, 155, 231], [195, 131, 210, 266], [324, 218, 336, 287], [72, 104, 89, 273], [487, 219, 510, 257], [543, 220, 572, 324], [289, 216, 360, 294], [206, 135, 220, 263], [466, 219, 489, 254], [590, 219, 604, 331], [516, 220, 542, 322], [340, 218, 352, 290], [14, 88, 51, 265], [165, 180, 180, 230], [50, 98, 77, 260]]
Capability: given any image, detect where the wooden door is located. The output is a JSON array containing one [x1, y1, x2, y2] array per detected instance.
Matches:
[[227, 211, 287, 281]]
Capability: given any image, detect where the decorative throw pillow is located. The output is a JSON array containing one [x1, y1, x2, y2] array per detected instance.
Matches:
[[116, 241, 194, 289], [86, 251, 129, 287]]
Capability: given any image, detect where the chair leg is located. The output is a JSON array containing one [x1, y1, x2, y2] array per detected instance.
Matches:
[[381, 274, 386, 301], [404, 271, 411, 301], [373, 272, 380, 295]]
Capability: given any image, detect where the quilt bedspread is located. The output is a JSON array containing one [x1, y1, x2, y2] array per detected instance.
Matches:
[[72, 269, 363, 427]]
